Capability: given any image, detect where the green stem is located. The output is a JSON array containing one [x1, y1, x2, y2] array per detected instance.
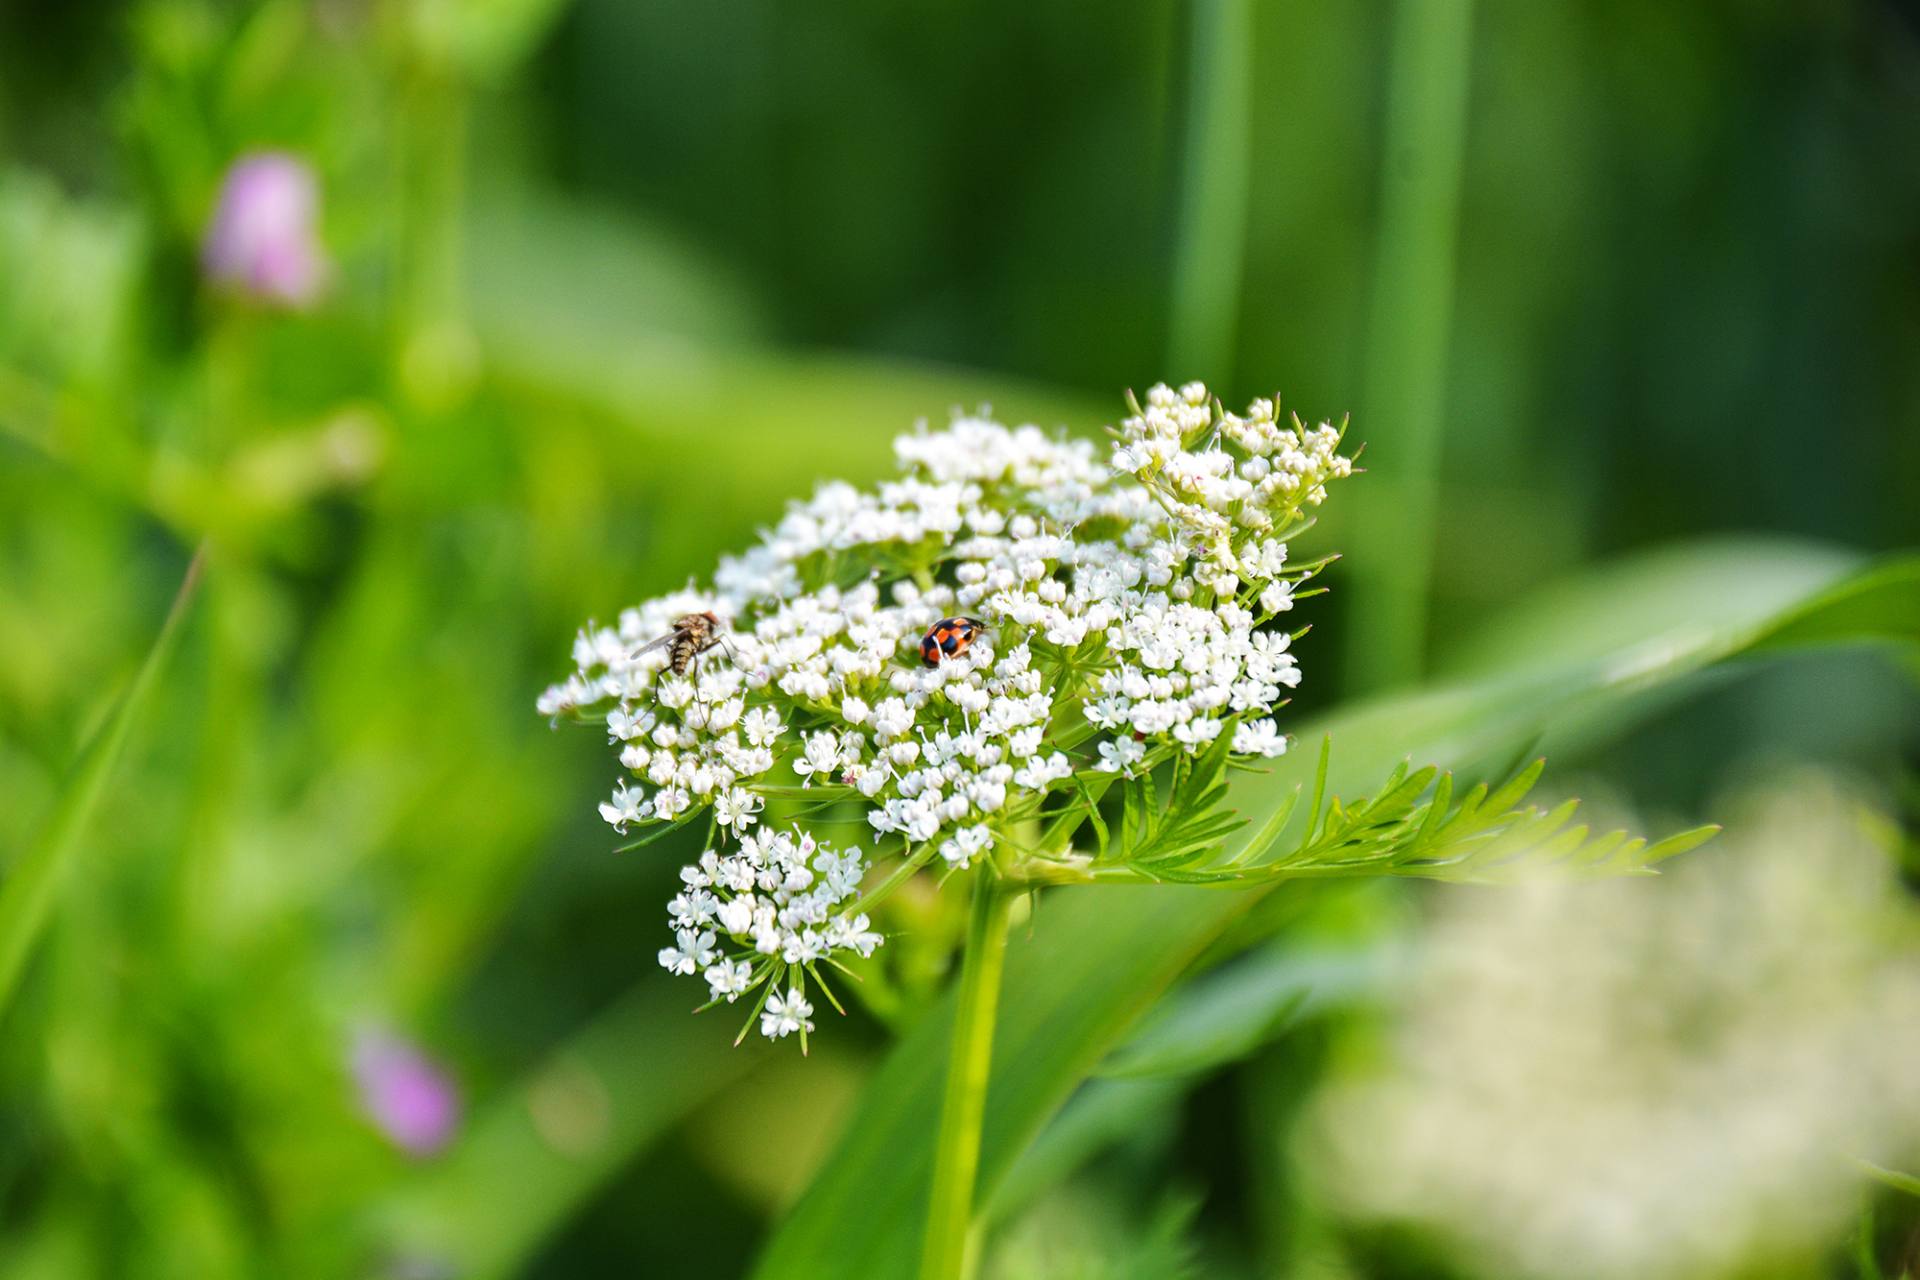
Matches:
[[920, 872, 1013, 1280], [848, 842, 936, 918]]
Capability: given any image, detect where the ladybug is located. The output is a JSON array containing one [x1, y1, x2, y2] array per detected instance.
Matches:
[[919, 616, 983, 666]]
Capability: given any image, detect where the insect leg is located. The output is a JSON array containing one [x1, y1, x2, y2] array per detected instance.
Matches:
[[688, 649, 708, 708]]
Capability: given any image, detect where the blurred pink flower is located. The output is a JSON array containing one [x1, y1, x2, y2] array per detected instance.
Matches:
[[202, 151, 328, 306], [351, 1030, 460, 1157]]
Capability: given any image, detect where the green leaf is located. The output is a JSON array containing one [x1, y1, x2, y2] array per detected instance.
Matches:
[[1179, 756, 1699, 887], [982, 1077, 1185, 1225], [1751, 557, 1920, 654], [751, 545, 1919, 1279], [1095, 945, 1390, 1080], [1637, 824, 1721, 866], [0, 550, 202, 1021], [1433, 537, 1865, 680]]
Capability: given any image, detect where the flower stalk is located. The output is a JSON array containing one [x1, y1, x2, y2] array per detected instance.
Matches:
[[920, 870, 1013, 1280]]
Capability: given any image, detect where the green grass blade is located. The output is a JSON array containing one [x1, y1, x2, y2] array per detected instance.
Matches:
[[0, 549, 203, 1021], [1342, 0, 1477, 690], [1166, 0, 1253, 383]]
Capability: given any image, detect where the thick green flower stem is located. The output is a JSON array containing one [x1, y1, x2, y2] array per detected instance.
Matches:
[[920, 871, 1014, 1280]]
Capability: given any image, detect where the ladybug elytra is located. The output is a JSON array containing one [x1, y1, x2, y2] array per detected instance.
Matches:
[[919, 616, 983, 666]]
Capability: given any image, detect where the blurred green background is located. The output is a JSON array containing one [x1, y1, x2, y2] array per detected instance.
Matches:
[[2, 0, 1918, 1276]]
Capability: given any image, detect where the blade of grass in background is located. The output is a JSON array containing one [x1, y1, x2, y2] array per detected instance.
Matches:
[[1343, 0, 1476, 692], [751, 542, 1919, 1278], [0, 548, 203, 1021], [1166, 0, 1252, 386]]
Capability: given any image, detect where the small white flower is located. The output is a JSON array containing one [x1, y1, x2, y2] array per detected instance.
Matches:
[[598, 781, 647, 832], [870, 697, 915, 740], [607, 707, 652, 741], [704, 959, 754, 1002], [1097, 736, 1147, 775], [716, 896, 756, 936], [1014, 751, 1073, 791], [794, 730, 844, 783], [657, 929, 717, 976], [1232, 719, 1288, 757], [715, 787, 763, 829], [760, 988, 815, 1040], [830, 912, 883, 957], [938, 824, 994, 869], [742, 706, 783, 747]]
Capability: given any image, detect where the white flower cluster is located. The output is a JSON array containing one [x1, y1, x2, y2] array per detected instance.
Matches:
[[538, 591, 782, 833], [659, 828, 880, 1041], [540, 382, 1353, 1041], [1309, 774, 1920, 1280]]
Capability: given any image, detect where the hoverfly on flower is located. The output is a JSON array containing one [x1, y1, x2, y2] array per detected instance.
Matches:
[[635, 611, 728, 677]]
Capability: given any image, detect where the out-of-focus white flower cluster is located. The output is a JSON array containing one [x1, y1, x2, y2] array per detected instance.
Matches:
[[1306, 772, 1920, 1280], [539, 383, 1352, 1040]]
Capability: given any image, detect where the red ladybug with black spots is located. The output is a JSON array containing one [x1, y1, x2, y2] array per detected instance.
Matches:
[[919, 616, 983, 666]]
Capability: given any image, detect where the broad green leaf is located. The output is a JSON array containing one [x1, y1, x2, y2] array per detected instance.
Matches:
[[1435, 536, 1861, 679], [751, 544, 1919, 1279], [381, 984, 769, 1279], [0, 550, 201, 1021], [987, 945, 1392, 1220], [1095, 945, 1392, 1080], [1751, 557, 1920, 654], [981, 1077, 1185, 1226]]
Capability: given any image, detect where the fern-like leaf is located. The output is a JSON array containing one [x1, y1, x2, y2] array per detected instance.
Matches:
[[1131, 751, 1716, 886]]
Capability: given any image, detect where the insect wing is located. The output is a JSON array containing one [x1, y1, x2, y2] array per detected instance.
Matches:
[[632, 632, 677, 658]]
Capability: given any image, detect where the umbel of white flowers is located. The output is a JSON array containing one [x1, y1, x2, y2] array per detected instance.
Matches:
[[538, 382, 1353, 1042]]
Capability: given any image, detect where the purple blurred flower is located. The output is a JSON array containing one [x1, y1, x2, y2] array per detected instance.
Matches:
[[351, 1030, 460, 1157], [201, 151, 328, 306]]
